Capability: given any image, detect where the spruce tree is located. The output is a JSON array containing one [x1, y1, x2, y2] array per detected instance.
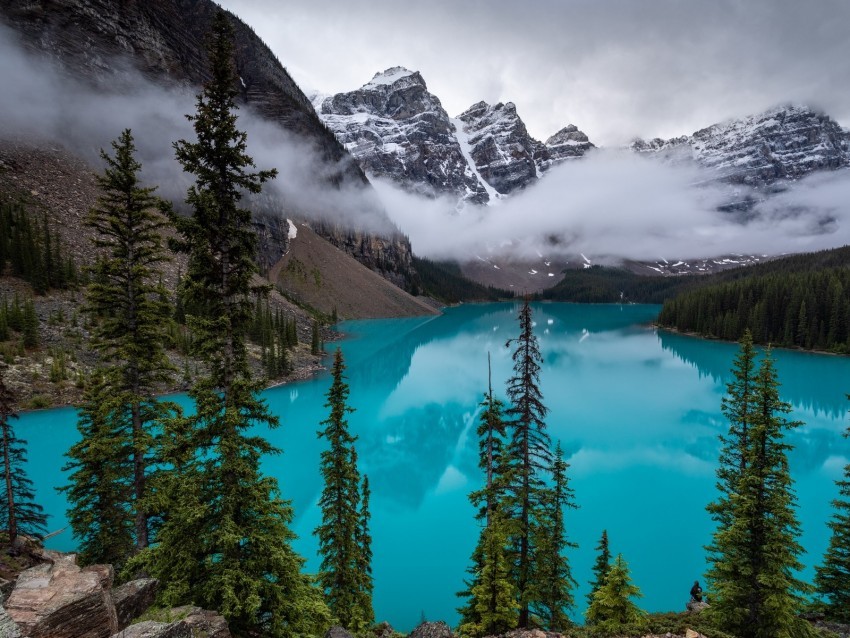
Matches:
[[504, 298, 553, 627], [587, 530, 612, 608], [815, 430, 850, 622], [70, 128, 175, 555], [585, 554, 647, 633], [315, 348, 372, 629], [130, 13, 330, 636], [354, 472, 375, 629], [458, 357, 515, 636], [532, 442, 576, 631], [0, 365, 48, 542], [61, 371, 135, 568], [706, 349, 812, 638]]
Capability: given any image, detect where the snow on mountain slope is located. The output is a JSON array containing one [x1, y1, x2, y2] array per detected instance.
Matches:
[[631, 104, 850, 186]]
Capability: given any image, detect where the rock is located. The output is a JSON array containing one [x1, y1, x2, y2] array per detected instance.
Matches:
[[685, 629, 707, 638], [408, 621, 455, 638], [373, 621, 396, 638], [686, 600, 710, 613], [112, 578, 158, 629], [0, 605, 22, 638], [110, 621, 191, 638], [0, 579, 14, 604], [5, 554, 119, 638], [83, 564, 115, 591], [502, 629, 564, 638], [170, 606, 231, 638], [326, 626, 355, 638]]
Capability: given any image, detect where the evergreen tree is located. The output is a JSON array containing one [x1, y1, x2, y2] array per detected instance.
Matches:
[[22, 298, 38, 349], [315, 348, 372, 629], [705, 349, 812, 638], [587, 530, 611, 608], [585, 554, 647, 633], [815, 428, 850, 622], [61, 372, 135, 568], [74, 128, 175, 554], [532, 442, 576, 631], [130, 13, 330, 636], [503, 298, 553, 627], [458, 512, 518, 638], [353, 472, 375, 629], [0, 365, 48, 542], [312, 319, 321, 356], [458, 357, 514, 636]]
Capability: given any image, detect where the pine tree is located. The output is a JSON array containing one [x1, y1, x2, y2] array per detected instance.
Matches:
[[587, 530, 612, 608], [585, 554, 647, 632], [353, 471, 375, 630], [61, 371, 135, 568], [312, 319, 321, 356], [315, 348, 372, 629], [532, 442, 576, 631], [0, 365, 48, 542], [458, 356, 514, 636], [705, 349, 812, 638], [22, 298, 38, 349], [503, 298, 552, 627], [73, 128, 175, 555], [815, 428, 850, 622], [129, 13, 330, 636]]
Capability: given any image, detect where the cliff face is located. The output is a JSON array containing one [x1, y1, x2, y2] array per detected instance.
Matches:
[[316, 67, 595, 204], [630, 104, 850, 187], [315, 67, 490, 205], [0, 0, 419, 289]]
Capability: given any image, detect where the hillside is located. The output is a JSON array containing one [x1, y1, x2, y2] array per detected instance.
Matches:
[[275, 223, 439, 320]]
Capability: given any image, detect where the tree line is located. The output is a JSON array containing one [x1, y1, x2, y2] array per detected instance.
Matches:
[[658, 267, 850, 352]]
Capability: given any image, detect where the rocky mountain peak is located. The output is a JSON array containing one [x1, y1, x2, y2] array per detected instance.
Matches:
[[317, 68, 490, 203], [543, 123, 595, 166], [630, 104, 850, 186]]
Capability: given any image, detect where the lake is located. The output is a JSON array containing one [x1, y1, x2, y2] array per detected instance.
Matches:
[[18, 302, 850, 630]]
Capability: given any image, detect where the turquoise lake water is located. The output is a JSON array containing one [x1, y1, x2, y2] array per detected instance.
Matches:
[[17, 302, 850, 630]]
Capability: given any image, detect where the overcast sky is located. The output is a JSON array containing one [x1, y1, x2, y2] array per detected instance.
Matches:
[[216, 0, 850, 146]]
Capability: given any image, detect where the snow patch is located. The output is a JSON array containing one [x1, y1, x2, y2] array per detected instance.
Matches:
[[287, 219, 298, 240], [365, 66, 415, 88], [451, 117, 500, 204]]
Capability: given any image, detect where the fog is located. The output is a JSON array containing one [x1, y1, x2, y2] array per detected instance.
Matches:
[[375, 152, 850, 263], [2, 25, 850, 265], [0, 26, 394, 236]]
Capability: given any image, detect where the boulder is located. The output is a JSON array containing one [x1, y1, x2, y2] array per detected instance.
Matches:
[[113, 579, 158, 629], [686, 600, 710, 613], [685, 629, 707, 638], [373, 621, 396, 638], [408, 621, 455, 638], [4, 554, 119, 638], [326, 626, 355, 638], [502, 630, 564, 638], [110, 621, 191, 638], [0, 605, 21, 638], [0, 579, 14, 604], [170, 606, 231, 638]]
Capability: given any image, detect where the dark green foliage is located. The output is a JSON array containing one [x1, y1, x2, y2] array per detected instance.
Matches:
[[585, 554, 647, 633], [658, 247, 850, 351], [459, 363, 515, 637], [541, 265, 686, 304], [412, 256, 513, 303], [0, 365, 48, 542], [21, 297, 38, 348], [587, 530, 611, 607], [130, 13, 330, 636], [504, 299, 555, 627], [815, 423, 850, 622], [0, 201, 78, 293], [458, 513, 518, 638], [354, 472, 375, 628], [315, 349, 373, 630], [72, 129, 177, 555], [249, 300, 294, 379], [61, 372, 135, 569], [532, 442, 577, 631], [705, 346, 813, 638]]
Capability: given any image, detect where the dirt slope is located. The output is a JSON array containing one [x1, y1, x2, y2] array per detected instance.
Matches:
[[276, 223, 439, 320]]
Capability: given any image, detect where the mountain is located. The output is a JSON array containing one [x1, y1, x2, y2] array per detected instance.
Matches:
[[314, 67, 594, 204], [0, 0, 419, 291], [630, 104, 850, 187]]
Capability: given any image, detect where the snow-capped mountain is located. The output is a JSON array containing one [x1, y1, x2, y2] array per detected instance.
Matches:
[[630, 105, 850, 186], [313, 67, 594, 205]]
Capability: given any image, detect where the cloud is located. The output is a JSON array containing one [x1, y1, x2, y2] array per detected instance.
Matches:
[[373, 150, 850, 262], [217, 0, 850, 146], [0, 24, 395, 235]]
